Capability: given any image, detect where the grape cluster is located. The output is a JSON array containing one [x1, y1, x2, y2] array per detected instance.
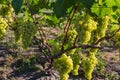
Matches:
[[13, 17, 23, 42], [80, 16, 109, 80], [0, 18, 8, 39], [82, 53, 98, 80], [113, 31, 120, 47], [22, 21, 38, 49], [113, 31, 120, 58], [77, 15, 97, 44], [71, 53, 81, 75], [67, 29, 77, 44], [53, 54, 73, 80], [0, 4, 13, 22], [13, 18, 38, 49], [96, 16, 109, 40], [66, 29, 77, 55]]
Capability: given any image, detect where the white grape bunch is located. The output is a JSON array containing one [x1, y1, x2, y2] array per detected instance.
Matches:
[[53, 54, 73, 80], [76, 15, 97, 44], [13, 17, 38, 49], [71, 53, 81, 75], [82, 53, 98, 80], [0, 18, 8, 39]]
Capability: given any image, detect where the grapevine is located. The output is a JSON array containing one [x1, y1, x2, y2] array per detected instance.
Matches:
[[0, 0, 119, 80]]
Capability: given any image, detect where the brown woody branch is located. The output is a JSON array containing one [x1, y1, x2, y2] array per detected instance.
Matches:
[[94, 26, 120, 45], [61, 3, 80, 51], [50, 44, 102, 59]]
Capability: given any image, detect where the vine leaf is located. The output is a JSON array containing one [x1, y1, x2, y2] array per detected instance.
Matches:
[[91, 3, 112, 17], [79, 0, 94, 8], [52, 0, 77, 18], [103, 0, 115, 7], [12, 0, 23, 15], [114, 0, 120, 8]]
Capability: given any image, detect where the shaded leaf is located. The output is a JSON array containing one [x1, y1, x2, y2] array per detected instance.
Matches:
[[12, 0, 23, 14], [52, 0, 77, 18]]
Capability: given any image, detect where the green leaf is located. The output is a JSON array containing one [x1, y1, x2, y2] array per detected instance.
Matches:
[[103, 0, 115, 7], [52, 0, 77, 18], [12, 0, 23, 14], [91, 3, 100, 16], [100, 8, 111, 17], [46, 15, 60, 26], [114, 0, 120, 7], [91, 3, 112, 17], [80, 0, 94, 8]]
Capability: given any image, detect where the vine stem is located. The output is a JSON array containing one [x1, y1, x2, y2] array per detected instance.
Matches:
[[94, 26, 120, 45], [51, 44, 102, 59], [61, 3, 80, 51]]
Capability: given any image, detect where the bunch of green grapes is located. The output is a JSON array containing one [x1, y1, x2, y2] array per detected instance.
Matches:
[[22, 21, 38, 49], [0, 18, 8, 39], [113, 31, 120, 47], [67, 29, 77, 44], [13, 18, 23, 42], [71, 53, 81, 75], [82, 53, 98, 80], [76, 15, 97, 44], [13, 17, 38, 49], [0, 4, 13, 22], [6, 5, 13, 22], [53, 54, 73, 80], [66, 29, 78, 55], [113, 30, 120, 58], [96, 16, 109, 38]]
